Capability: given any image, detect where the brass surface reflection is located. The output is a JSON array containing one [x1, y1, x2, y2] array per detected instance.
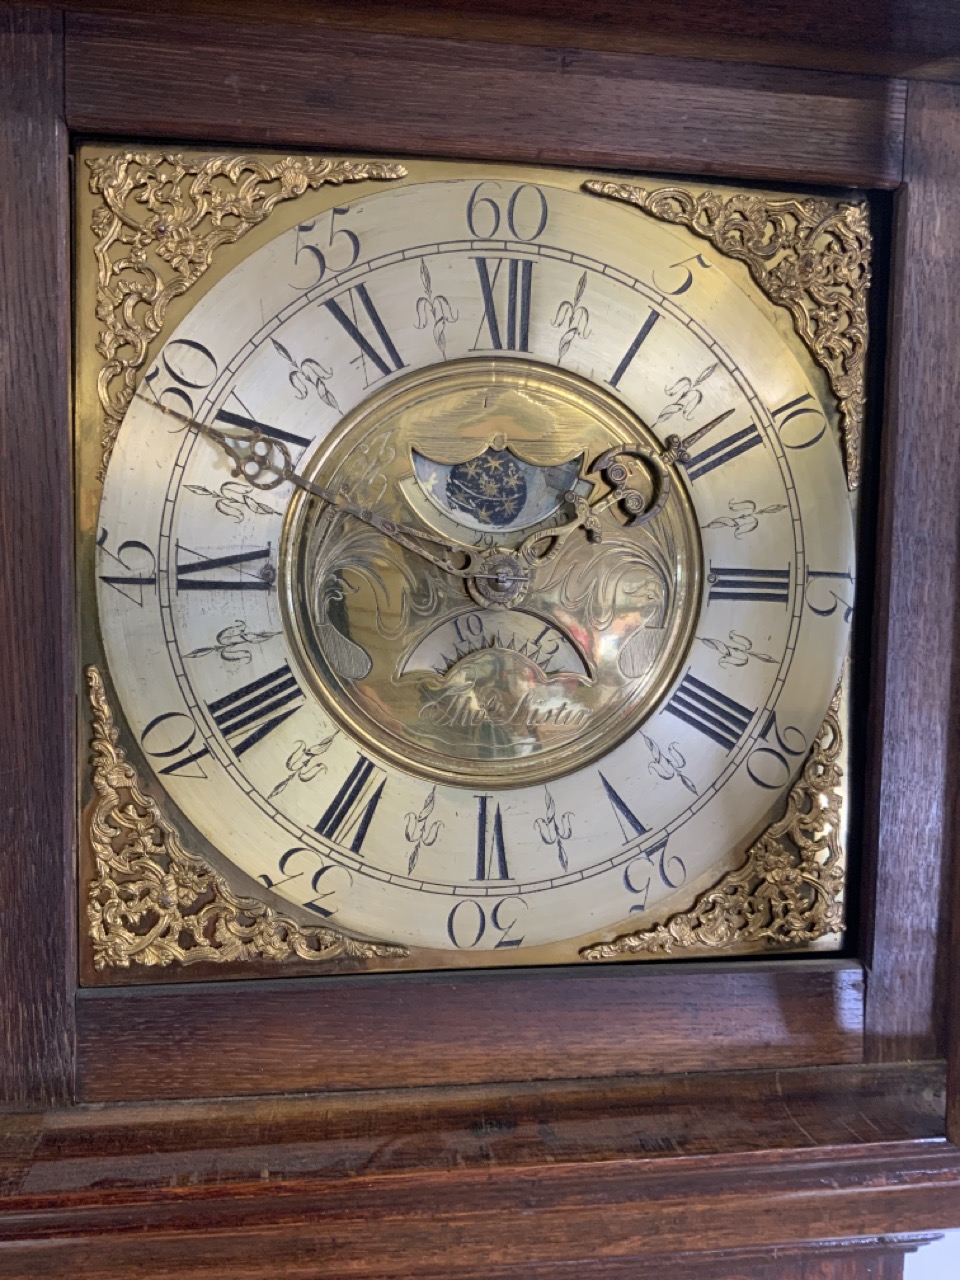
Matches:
[[282, 359, 702, 787]]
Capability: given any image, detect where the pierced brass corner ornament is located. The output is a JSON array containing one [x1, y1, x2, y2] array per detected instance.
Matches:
[[581, 687, 844, 960], [89, 151, 407, 477], [583, 181, 870, 490], [85, 666, 407, 969]]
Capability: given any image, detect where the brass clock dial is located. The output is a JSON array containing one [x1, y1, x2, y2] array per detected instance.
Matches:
[[89, 162, 855, 961]]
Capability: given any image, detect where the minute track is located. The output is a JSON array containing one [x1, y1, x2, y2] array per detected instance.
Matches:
[[93, 169, 851, 958]]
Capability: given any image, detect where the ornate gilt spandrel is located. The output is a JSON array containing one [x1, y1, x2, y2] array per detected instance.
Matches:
[[85, 666, 407, 970], [89, 151, 407, 477], [584, 180, 870, 490], [580, 686, 844, 960]]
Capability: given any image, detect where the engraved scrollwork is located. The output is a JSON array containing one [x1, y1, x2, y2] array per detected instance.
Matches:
[[584, 180, 870, 489], [85, 666, 406, 968], [581, 686, 844, 959], [89, 150, 406, 476]]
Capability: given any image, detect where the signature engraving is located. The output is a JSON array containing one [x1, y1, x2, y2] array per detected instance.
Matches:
[[419, 684, 589, 731]]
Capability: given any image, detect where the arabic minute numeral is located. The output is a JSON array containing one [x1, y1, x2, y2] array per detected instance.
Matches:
[[805, 569, 854, 622], [652, 252, 712, 297], [466, 181, 548, 241], [746, 710, 808, 790], [447, 897, 527, 949], [665, 673, 755, 752], [97, 530, 157, 606], [771, 391, 828, 450], [291, 207, 361, 290], [257, 846, 352, 920], [139, 710, 210, 779], [142, 338, 218, 419], [623, 856, 652, 912], [623, 835, 685, 898], [656, 835, 686, 889]]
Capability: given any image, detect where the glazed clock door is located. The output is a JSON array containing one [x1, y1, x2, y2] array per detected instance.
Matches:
[[83, 156, 855, 970]]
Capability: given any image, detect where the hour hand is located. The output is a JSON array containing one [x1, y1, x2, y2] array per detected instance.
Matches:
[[133, 394, 497, 583]]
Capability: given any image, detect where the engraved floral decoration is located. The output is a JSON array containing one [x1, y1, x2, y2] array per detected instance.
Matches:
[[184, 621, 282, 665], [656, 364, 717, 426], [698, 630, 776, 671], [271, 336, 339, 409], [702, 498, 788, 539], [414, 260, 458, 358], [535, 787, 575, 871], [404, 787, 443, 875], [184, 479, 279, 522], [581, 687, 844, 959], [640, 733, 697, 794], [584, 180, 870, 488], [85, 666, 406, 968], [552, 271, 591, 361], [268, 733, 338, 799], [89, 151, 406, 476]]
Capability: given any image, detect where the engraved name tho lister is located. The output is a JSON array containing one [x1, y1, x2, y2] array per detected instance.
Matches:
[[418, 687, 590, 731]]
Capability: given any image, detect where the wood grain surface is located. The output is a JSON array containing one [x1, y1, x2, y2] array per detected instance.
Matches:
[[863, 79, 960, 1063], [0, 1232, 934, 1280], [63, 11, 906, 189], [0, 6, 75, 1107], [5, 1062, 947, 1195], [75, 962, 864, 1102], [0, 1066, 955, 1278], [14, 0, 960, 81]]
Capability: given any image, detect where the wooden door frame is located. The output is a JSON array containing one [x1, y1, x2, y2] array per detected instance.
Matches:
[[3, 2, 960, 1270]]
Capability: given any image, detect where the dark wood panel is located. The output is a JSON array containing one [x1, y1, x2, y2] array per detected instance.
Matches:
[[6, 1063, 946, 1197], [64, 12, 906, 189], [20, 0, 960, 82], [0, 6, 75, 1106], [863, 80, 960, 1064], [0, 1234, 934, 1280], [76, 962, 864, 1102], [0, 1063, 956, 1277]]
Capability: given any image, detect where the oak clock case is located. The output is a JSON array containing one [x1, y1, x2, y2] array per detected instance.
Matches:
[[76, 149, 858, 979]]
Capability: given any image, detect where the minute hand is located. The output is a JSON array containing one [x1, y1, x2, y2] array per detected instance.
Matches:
[[519, 407, 736, 568], [660, 406, 736, 466], [133, 395, 493, 581]]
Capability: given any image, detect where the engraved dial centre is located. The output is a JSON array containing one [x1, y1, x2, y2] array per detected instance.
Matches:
[[281, 358, 702, 787]]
